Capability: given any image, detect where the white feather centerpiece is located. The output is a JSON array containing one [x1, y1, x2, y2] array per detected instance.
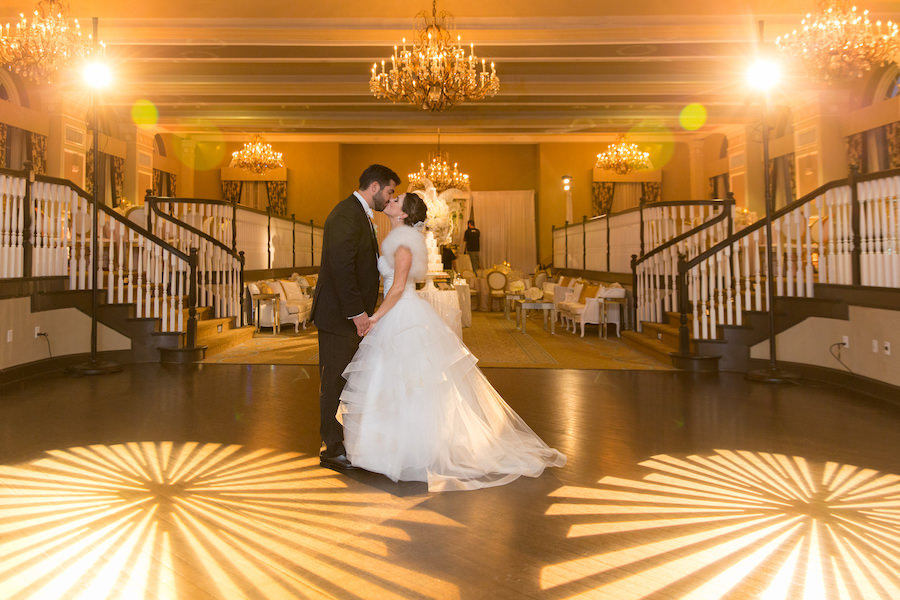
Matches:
[[410, 178, 461, 246]]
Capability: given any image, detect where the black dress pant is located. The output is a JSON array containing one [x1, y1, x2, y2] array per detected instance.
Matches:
[[318, 329, 361, 457]]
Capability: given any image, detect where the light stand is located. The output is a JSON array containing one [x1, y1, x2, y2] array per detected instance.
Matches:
[[745, 59, 797, 384], [562, 175, 573, 223], [68, 17, 119, 376]]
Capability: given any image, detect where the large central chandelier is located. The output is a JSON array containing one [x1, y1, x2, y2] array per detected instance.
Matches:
[[776, 0, 899, 80], [595, 135, 652, 175], [0, 0, 98, 83], [369, 0, 499, 112], [230, 134, 284, 174]]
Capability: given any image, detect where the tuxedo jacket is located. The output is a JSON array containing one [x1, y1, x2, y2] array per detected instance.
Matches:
[[311, 194, 380, 337]]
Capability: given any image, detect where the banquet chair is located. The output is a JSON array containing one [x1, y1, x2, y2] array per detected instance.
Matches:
[[486, 269, 508, 311]]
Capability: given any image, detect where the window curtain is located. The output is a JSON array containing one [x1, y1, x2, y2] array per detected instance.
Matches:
[[265, 180, 287, 216], [0, 123, 6, 168], [887, 122, 900, 168], [847, 132, 864, 171], [152, 168, 163, 196], [222, 180, 242, 204], [591, 182, 614, 216], [85, 148, 95, 195], [111, 156, 125, 206], [169, 173, 177, 196], [470, 190, 536, 273], [28, 132, 47, 175], [641, 182, 661, 204], [786, 152, 797, 203]]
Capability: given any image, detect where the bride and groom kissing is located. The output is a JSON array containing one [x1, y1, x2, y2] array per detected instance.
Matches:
[[311, 164, 564, 492]]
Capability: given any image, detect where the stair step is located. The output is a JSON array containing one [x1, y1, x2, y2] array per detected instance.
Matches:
[[640, 321, 681, 348], [200, 326, 256, 357], [197, 317, 236, 337], [621, 330, 676, 364]]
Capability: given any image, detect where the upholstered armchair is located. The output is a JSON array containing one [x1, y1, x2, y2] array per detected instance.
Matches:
[[274, 279, 312, 332]]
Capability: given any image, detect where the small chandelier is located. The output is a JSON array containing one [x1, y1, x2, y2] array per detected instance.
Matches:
[[230, 134, 284, 174], [408, 130, 470, 192], [408, 152, 470, 193], [370, 0, 499, 112], [0, 0, 99, 84], [596, 135, 652, 175], [776, 0, 899, 80]]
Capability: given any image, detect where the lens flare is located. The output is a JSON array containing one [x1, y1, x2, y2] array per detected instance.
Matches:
[[130, 100, 158, 129], [630, 122, 674, 169], [679, 103, 707, 131]]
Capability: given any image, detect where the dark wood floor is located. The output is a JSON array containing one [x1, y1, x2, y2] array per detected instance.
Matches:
[[1, 364, 899, 599]]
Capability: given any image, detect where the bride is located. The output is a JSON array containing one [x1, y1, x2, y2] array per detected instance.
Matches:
[[337, 192, 565, 492]]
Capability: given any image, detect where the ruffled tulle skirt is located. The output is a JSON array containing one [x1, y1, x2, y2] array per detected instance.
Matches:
[[338, 290, 566, 492]]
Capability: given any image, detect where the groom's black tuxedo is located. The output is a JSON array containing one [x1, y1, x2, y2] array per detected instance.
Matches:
[[312, 194, 380, 457], [311, 195, 380, 334]]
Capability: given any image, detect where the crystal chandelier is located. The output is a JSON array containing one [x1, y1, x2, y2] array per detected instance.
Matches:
[[595, 135, 651, 175], [369, 0, 499, 112], [408, 152, 470, 192], [0, 0, 99, 84], [230, 134, 284, 174], [776, 0, 899, 80]]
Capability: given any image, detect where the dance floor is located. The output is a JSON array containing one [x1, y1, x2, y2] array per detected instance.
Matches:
[[1, 364, 899, 599]]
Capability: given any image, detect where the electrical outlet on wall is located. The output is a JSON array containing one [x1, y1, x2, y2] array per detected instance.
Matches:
[[6, 330, 11, 343], [841, 335, 849, 348], [34, 326, 41, 338], [885, 341, 892, 356]]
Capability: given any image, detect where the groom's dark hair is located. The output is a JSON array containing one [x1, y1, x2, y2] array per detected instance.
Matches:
[[359, 164, 400, 190]]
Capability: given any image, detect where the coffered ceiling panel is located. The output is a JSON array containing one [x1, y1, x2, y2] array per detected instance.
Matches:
[[2, 1, 897, 139]]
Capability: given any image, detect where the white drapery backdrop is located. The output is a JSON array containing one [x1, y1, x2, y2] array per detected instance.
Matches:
[[470, 190, 536, 273]]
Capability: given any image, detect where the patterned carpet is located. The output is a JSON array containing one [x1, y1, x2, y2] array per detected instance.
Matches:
[[202, 311, 673, 370]]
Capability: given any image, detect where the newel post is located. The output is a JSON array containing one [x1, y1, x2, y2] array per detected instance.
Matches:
[[186, 247, 199, 349]]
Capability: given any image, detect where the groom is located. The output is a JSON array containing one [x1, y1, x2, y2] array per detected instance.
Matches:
[[311, 164, 400, 471]]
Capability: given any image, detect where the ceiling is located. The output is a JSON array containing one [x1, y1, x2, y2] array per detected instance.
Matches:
[[4, 0, 897, 141]]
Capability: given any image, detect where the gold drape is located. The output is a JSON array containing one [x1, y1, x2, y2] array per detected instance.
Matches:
[[641, 182, 661, 203], [85, 148, 94, 195], [847, 133, 864, 171], [29, 132, 47, 175], [886, 122, 900, 168], [0, 123, 6, 167], [112, 156, 125, 205], [591, 182, 614, 216], [265, 180, 287, 216], [222, 180, 242, 204], [169, 173, 177, 196], [152, 169, 163, 196]]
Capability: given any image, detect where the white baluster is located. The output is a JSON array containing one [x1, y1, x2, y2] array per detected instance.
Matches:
[[803, 202, 813, 297], [700, 259, 709, 339], [886, 178, 900, 287], [774, 217, 784, 297], [724, 245, 733, 326], [743, 233, 752, 309], [690, 264, 699, 339]]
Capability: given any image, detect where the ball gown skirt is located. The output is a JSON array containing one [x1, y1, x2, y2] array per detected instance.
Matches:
[[338, 289, 566, 492]]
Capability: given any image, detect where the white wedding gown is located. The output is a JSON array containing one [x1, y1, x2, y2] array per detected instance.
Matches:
[[338, 226, 566, 492]]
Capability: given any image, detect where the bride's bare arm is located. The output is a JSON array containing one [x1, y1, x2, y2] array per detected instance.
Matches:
[[370, 245, 413, 326]]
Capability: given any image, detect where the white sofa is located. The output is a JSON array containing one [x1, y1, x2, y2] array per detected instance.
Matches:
[[247, 278, 313, 332]]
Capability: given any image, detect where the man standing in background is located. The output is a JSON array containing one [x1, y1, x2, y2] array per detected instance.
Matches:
[[463, 219, 481, 272]]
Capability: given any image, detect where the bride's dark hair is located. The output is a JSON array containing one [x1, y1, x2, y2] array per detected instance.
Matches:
[[401, 193, 428, 226]]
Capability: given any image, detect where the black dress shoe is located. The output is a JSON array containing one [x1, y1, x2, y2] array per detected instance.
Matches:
[[320, 453, 358, 471]]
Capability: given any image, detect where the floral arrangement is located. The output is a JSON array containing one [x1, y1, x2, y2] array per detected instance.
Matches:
[[524, 286, 543, 301], [412, 179, 459, 245], [509, 279, 526, 293]]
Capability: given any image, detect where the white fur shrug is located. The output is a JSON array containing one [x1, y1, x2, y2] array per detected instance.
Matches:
[[380, 225, 427, 282]]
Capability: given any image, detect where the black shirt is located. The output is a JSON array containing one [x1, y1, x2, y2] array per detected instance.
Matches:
[[463, 227, 480, 252]]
